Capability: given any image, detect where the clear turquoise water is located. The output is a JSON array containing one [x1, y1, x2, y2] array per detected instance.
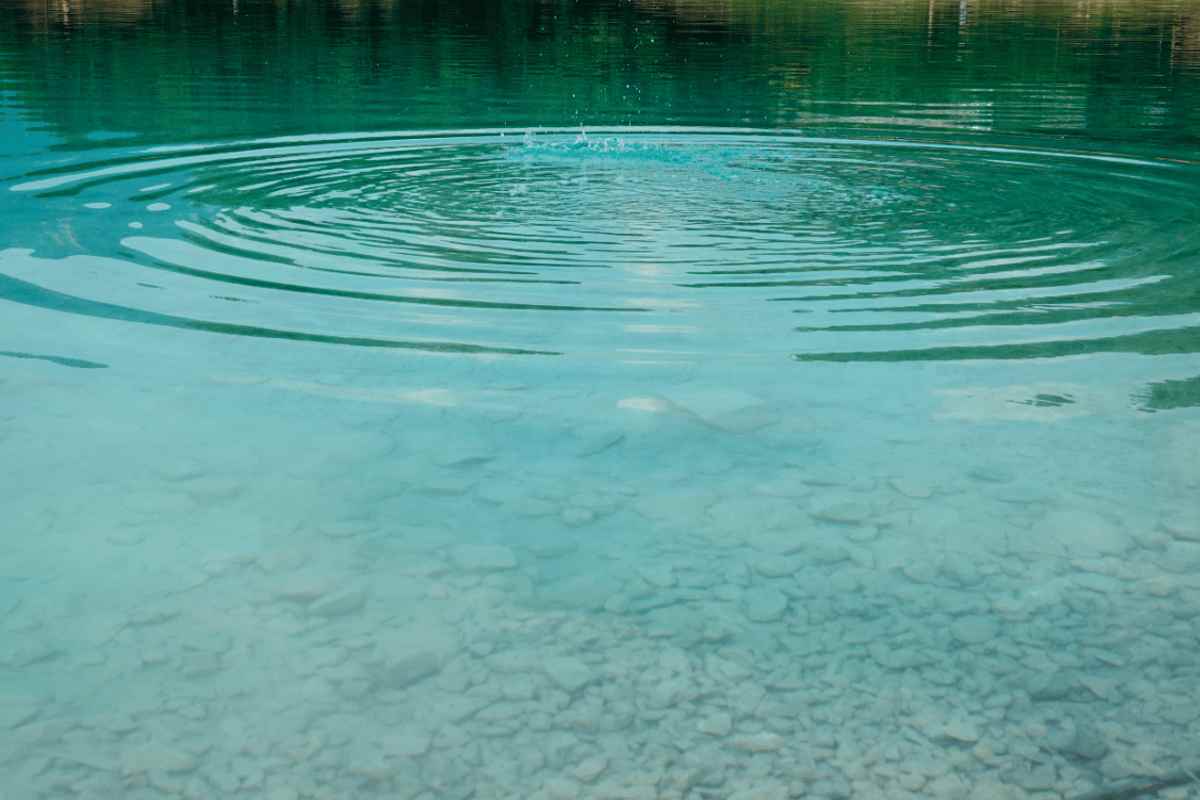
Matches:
[[1, 2, 1199, 799]]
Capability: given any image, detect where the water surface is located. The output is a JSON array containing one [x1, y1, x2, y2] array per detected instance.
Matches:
[[1, 2, 1199, 799]]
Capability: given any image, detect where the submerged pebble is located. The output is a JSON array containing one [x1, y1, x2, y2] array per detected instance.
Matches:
[[743, 586, 788, 622], [308, 587, 367, 617], [450, 544, 518, 572]]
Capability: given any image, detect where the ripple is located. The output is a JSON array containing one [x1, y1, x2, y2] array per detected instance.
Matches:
[[4, 127, 1198, 362]]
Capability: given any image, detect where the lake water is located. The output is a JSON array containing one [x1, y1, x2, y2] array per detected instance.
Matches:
[[2, 2, 1199, 798]]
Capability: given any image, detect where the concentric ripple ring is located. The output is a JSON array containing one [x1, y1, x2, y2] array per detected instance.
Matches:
[[4, 127, 1198, 363]]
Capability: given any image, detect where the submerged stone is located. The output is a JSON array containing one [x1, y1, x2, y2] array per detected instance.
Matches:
[[308, 587, 367, 617], [1007, 764, 1057, 792], [1162, 540, 1200, 573], [733, 732, 784, 752], [940, 719, 980, 744], [638, 564, 677, 589], [543, 656, 593, 692], [1028, 671, 1080, 702], [697, 712, 733, 737], [121, 742, 197, 774], [273, 573, 335, 603], [450, 544, 518, 572], [968, 466, 1015, 484], [573, 756, 608, 783], [659, 386, 767, 429], [889, 477, 935, 499], [752, 556, 804, 578], [381, 730, 431, 758], [810, 496, 873, 525], [377, 651, 442, 689], [743, 586, 788, 622], [0, 693, 41, 729], [182, 475, 243, 503], [949, 615, 998, 645], [561, 506, 596, 527], [1160, 511, 1199, 542], [1036, 509, 1128, 557], [1049, 726, 1109, 762], [869, 642, 932, 670]]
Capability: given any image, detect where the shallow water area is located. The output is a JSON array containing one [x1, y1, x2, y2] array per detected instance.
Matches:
[[2, 2, 1200, 799]]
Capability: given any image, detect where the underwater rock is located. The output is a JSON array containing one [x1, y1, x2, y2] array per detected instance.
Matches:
[[968, 466, 1015, 483], [265, 786, 300, 800], [1028, 671, 1081, 702], [7, 642, 60, 668], [926, 774, 969, 799], [1161, 540, 1200, 573], [940, 720, 980, 744], [646, 675, 692, 709], [377, 651, 442, 689], [181, 475, 242, 504], [273, 573, 335, 604], [710, 495, 797, 536], [437, 691, 492, 723], [573, 756, 608, 783], [542, 777, 581, 800], [743, 587, 788, 622], [126, 605, 182, 627], [317, 519, 376, 539], [658, 386, 768, 430], [451, 544, 518, 572], [1160, 511, 1199, 542], [1036, 509, 1128, 557], [571, 427, 624, 458], [889, 477, 935, 499], [418, 474, 475, 496], [938, 554, 984, 588], [432, 441, 495, 468], [121, 489, 194, 516], [537, 572, 621, 612], [381, 729, 431, 758], [745, 531, 808, 556], [0, 693, 41, 729], [373, 624, 458, 690], [800, 468, 852, 488], [543, 656, 593, 692], [949, 615, 998, 645], [732, 732, 784, 752], [752, 556, 804, 578], [751, 470, 813, 499], [868, 642, 932, 670], [1006, 764, 1057, 792], [637, 564, 677, 589], [1159, 699, 1200, 725], [155, 458, 206, 482], [845, 524, 881, 543], [560, 506, 596, 527], [121, 741, 197, 775], [809, 496, 873, 525], [1048, 726, 1108, 762], [807, 543, 852, 565], [308, 587, 366, 618], [697, 712, 733, 737], [507, 496, 558, 518], [728, 781, 790, 800]]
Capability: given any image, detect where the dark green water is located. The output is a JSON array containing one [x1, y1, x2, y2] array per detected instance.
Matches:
[[3, 0, 1200, 142], [1, 3, 1199, 799]]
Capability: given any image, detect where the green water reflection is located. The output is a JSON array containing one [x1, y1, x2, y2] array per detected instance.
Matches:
[[2, 0, 1199, 147]]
